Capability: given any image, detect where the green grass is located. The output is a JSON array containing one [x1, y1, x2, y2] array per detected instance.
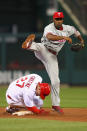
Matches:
[[0, 85, 87, 131], [0, 85, 87, 108], [0, 86, 8, 107], [0, 118, 87, 131], [60, 87, 87, 108], [44, 86, 87, 108]]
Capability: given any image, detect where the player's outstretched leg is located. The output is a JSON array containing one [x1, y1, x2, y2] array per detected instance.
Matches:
[[22, 34, 35, 49]]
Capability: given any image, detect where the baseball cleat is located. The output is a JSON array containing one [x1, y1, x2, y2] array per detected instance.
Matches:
[[52, 106, 64, 114], [22, 34, 35, 49], [6, 106, 19, 114]]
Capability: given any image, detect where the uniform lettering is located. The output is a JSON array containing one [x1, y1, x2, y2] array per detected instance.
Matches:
[[58, 39, 66, 42], [25, 76, 35, 87], [16, 76, 28, 88]]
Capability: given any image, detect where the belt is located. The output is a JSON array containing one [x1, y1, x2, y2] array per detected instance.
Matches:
[[48, 49, 57, 55]]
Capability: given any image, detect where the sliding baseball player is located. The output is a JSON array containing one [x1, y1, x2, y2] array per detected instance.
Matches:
[[6, 73, 50, 115]]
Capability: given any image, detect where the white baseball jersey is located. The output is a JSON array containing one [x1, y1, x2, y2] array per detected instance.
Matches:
[[41, 23, 80, 53], [6, 74, 43, 108]]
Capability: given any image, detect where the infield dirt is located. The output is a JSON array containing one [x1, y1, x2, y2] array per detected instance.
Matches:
[[0, 107, 87, 122]]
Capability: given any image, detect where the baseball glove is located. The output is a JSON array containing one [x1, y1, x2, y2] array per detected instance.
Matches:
[[70, 43, 84, 52]]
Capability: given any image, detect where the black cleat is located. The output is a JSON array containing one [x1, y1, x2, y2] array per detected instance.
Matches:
[[6, 106, 19, 114]]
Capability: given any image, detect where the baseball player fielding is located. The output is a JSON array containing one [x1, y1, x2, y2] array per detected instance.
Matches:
[[22, 12, 84, 114]]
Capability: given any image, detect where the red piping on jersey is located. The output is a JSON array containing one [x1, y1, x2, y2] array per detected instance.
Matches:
[[56, 26, 63, 30]]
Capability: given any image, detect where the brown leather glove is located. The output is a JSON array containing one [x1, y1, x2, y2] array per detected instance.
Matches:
[[71, 43, 84, 52]]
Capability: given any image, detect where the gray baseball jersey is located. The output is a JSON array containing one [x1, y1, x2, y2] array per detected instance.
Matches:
[[27, 23, 80, 106], [41, 23, 80, 53]]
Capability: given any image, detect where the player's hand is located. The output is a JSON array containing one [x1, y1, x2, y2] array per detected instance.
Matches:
[[64, 37, 72, 44]]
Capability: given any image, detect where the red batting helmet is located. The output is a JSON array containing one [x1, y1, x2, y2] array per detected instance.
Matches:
[[38, 83, 51, 100], [53, 12, 64, 19]]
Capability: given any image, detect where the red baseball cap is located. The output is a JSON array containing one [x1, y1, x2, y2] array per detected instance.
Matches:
[[53, 12, 64, 19], [38, 83, 51, 100]]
